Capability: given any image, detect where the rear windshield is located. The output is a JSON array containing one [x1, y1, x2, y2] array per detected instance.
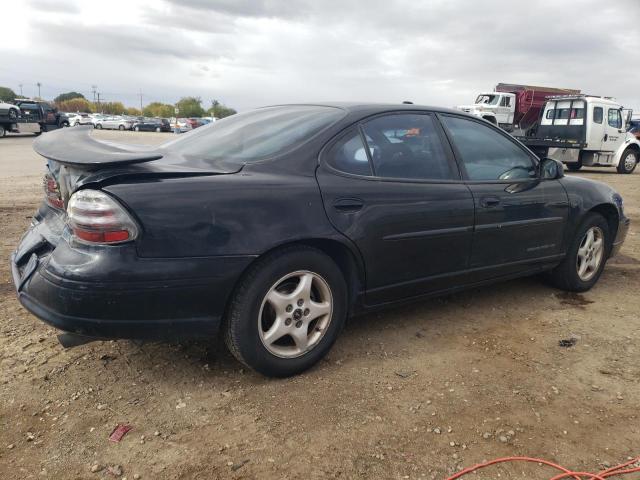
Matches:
[[162, 105, 345, 163]]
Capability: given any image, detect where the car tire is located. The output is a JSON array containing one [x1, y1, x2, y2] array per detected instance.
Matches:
[[548, 212, 610, 292], [74, 122, 80, 126], [224, 246, 348, 377], [96, 124, 102, 129], [119, 125, 125, 131], [155, 127, 161, 132], [134, 126, 140, 132], [0, 125, 5, 137], [616, 148, 638, 174]]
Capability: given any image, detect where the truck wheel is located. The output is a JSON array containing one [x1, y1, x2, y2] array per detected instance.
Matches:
[[483, 116, 497, 125], [548, 212, 610, 292], [224, 246, 347, 377], [567, 161, 582, 171], [617, 148, 638, 174]]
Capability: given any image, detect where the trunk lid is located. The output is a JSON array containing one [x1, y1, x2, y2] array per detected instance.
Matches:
[[35, 126, 243, 207]]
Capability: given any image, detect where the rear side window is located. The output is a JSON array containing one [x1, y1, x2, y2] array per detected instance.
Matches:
[[326, 130, 372, 176], [608, 108, 622, 129], [163, 106, 345, 163], [441, 115, 536, 181], [361, 114, 454, 180], [593, 107, 603, 124]]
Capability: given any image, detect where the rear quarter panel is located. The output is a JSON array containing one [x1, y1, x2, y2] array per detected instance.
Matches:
[[104, 166, 342, 258]]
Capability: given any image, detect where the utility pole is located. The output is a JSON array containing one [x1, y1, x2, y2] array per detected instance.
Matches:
[[138, 89, 143, 111], [96, 92, 101, 111], [18, 84, 23, 96], [36, 82, 41, 99], [91, 85, 97, 103]]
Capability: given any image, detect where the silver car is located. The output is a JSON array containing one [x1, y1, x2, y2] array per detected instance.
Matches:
[[94, 116, 132, 130]]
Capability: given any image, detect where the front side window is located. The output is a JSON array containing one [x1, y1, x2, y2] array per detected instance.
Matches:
[[361, 114, 454, 180], [325, 130, 372, 176], [593, 107, 603, 124], [441, 115, 536, 181], [608, 108, 622, 129]]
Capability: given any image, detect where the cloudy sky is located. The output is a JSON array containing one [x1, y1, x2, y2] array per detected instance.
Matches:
[[2, 0, 639, 112]]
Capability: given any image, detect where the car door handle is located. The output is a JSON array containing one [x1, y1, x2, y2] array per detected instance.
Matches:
[[480, 196, 501, 208], [333, 198, 364, 212]]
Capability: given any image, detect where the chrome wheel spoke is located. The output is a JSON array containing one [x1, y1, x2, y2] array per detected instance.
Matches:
[[290, 325, 310, 352], [263, 317, 287, 345], [576, 226, 604, 281], [308, 300, 331, 322], [266, 289, 290, 312], [291, 272, 314, 303]]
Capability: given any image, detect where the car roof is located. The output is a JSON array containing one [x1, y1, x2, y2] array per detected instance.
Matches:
[[259, 102, 465, 116]]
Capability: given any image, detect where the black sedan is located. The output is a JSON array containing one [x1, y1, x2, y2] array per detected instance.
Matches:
[[11, 103, 629, 377], [132, 118, 171, 132]]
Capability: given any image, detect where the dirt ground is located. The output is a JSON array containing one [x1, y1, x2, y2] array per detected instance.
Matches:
[[1, 130, 639, 479]]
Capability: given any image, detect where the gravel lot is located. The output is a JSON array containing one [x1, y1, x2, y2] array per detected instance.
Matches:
[[1, 130, 639, 479]]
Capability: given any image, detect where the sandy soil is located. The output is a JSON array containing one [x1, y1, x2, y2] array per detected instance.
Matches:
[[0, 130, 639, 479]]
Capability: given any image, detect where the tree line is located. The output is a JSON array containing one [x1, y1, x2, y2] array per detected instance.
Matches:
[[0, 87, 237, 119]]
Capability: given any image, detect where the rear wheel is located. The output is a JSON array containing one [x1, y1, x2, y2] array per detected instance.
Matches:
[[118, 125, 125, 131], [155, 127, 161, 132], [0, 125, 5, 137], [567, 161, 582, 171], [548, 213, 610, 292], [134, 126, 140, 132], [224, 246, 347, 377], [617, 148, 638, 174], [96, 124, 102, 129]]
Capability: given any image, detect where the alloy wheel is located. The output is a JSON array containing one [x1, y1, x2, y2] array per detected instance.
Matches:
[[576, 226, 604, 281], [258, 270, 333, 358], [624, 153, 636, 171]]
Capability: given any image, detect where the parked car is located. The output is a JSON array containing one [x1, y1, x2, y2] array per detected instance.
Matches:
[[12, 103, 629, 377], [132, 118, 171, 132], [64, 112, 93, 126], [94, 116, 133, 130], [174, 117, 193, 133], [0, 101, 20, 119]]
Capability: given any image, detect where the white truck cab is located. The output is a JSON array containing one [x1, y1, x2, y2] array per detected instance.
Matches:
[[457, 92, 516, 128], [519, 95, 640, 174]]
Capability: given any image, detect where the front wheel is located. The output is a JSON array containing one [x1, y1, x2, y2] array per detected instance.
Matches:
[[155, 127, 161, 132], [118, 125, 125, 131], [134, 126, 140, 132], [617, 148, 638, 174], [224, 246, 347, 377], [548, 213, 610, 292], [96, 124, 102, 129]]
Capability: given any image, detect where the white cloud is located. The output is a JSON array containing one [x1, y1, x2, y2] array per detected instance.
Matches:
[[1, 0, 639, 112]]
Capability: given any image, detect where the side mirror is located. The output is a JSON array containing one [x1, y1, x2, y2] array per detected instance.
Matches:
[[540, 157, 565, 179]]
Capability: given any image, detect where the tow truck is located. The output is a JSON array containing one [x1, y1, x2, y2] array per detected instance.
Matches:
[[0, 99, 69, 137], [517, 95, 640, 174]]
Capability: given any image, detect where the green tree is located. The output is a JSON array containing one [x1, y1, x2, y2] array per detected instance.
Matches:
[[175, 96, 205, 117], [126, 107, 142, 116], [57, 97, 93, 113], [0, 86, 17, 102], [54, 91, 86, 103], [97, 101, 126, 115], [207, 99, 237, 119], [143, 102, 174, 118]]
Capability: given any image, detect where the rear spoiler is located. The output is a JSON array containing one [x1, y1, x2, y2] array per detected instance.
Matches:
[[34, 126, 163, 168]]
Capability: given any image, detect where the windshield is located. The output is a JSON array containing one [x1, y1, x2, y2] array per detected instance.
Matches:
[[162, 105, 345, 163], [475, 94, 499, 105]]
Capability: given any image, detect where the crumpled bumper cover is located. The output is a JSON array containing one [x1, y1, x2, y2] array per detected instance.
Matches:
[[11, 215, 255, 340]]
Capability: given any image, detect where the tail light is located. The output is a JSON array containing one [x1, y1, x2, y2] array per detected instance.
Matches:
[[66, 189, 138, 244], [43, 172, 64, 209]]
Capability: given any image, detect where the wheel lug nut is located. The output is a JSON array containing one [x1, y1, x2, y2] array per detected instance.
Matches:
[[285, 318, 292, 326], [304, 308, 310, 316], [295, 320, 303, 328], [297, 299, 304, 307], [286, 305, 293, 313]]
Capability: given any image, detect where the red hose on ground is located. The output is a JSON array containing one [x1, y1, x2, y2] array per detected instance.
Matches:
[[445, 455, 640, 480]]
